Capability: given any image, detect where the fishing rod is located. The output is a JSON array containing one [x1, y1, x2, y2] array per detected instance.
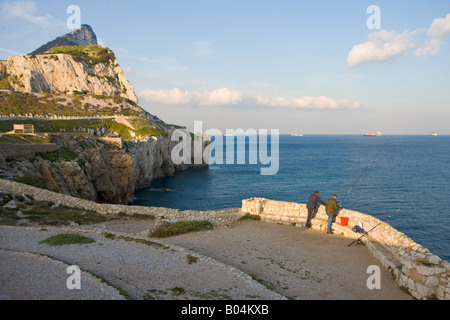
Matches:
[[338, 139, 390, 208], [348, 209, 401, 247]]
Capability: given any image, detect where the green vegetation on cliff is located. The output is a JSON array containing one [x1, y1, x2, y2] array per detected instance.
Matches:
[[92, 118, 168, 139], [0, 134, 52, 144], [0, 90, 168, 140], [36, 146, 77, 162], [44, 45, 116, 68], [0, 74, 11, 90], [14, 176, 47, 189], [0, 74, 24, 90], [0, 91, 142, 118], [0, 118, 167, 140]]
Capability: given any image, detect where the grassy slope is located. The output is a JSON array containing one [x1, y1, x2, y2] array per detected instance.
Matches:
[[0, 91, 142, 118], [44, 45, 116, 68], [0, 118, 168, 139]]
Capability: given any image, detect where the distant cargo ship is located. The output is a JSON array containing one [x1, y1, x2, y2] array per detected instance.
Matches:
[[429, 133, 438, 137], [291, 133, 304, 137], [364, 132, 382, 137]]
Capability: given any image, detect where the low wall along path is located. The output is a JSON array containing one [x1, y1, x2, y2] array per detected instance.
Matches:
[[1, 178, 449, 300]]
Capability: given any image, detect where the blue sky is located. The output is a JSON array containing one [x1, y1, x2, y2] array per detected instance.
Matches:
[[1, 0, 449, 134]]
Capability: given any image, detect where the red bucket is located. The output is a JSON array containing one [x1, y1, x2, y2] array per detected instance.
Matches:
[[340, 217, 349, 227]]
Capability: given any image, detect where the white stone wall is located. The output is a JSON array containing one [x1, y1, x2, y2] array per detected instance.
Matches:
[[242, 197, 450, 300], [0, 178, 242, 227]]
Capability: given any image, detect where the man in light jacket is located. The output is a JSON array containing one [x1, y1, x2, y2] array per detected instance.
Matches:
[[326, 194, 340, 234]]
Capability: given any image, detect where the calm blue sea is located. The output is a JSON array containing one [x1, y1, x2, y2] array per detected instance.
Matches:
[[134, 135, 450, 261]]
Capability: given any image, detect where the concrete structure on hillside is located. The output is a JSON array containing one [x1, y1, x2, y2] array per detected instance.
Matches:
[[13, 124, 35, 134]]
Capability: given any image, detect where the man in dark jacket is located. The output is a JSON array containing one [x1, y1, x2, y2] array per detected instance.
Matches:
[[306, 191, 326, 228], [326, 194, 340, 234]]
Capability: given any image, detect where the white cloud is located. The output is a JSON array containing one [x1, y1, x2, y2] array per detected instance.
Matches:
[[348, 13, 450, 65], [139, 88, 361, 110], [427, 13, 450, 38], [347, 30, 415, 67], [415, 14, 450, 57], [140, 88, 244, 106], [415, 38, 442, 57], [1, 1, 63, 28]]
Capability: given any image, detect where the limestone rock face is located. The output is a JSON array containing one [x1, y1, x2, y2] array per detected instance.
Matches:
[[1, 52, 138, 104], [37, 160, 97, 201], [126, 136, 176, 190], [0, 133, 191, 205]]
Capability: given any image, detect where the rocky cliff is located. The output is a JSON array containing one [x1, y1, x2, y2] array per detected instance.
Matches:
[[1, 134, 182, 204], [0, 45, 137, 104], [1, 126, 207, 205], [0, 28, 207, 205]]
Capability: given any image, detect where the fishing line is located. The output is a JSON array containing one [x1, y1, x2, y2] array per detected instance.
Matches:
[[339, 139, 390, 208]]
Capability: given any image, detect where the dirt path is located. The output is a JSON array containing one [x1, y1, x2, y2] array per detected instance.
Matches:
[[162, 220, 412, 300], [0, 225, 284, 300], [1, 217, 412, 300]]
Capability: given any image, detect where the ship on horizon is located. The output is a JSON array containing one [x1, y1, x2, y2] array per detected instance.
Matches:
[[290, 133, 304, 137], [364, 132, 382, 137]]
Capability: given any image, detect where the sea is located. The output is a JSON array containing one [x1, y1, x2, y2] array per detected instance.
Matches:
[[134, 135, 450, 262]]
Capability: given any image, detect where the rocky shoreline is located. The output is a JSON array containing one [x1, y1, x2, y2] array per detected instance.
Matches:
[[0, 130, 208, 205]]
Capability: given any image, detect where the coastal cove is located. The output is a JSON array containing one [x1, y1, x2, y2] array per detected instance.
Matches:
[[134, 135, 450, 263]]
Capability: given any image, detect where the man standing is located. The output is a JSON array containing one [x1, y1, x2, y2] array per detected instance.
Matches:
[[326, 194, 340, 234], [306, 191, 326, 229]]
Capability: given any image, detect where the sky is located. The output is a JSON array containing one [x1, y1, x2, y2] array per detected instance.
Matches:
[[1, 0, 449, 134]]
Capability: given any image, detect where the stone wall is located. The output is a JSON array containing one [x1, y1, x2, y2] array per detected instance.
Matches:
[[242, 197, 450, 300], [0, 143, 60, 160], [0, 178, 242, 227]]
